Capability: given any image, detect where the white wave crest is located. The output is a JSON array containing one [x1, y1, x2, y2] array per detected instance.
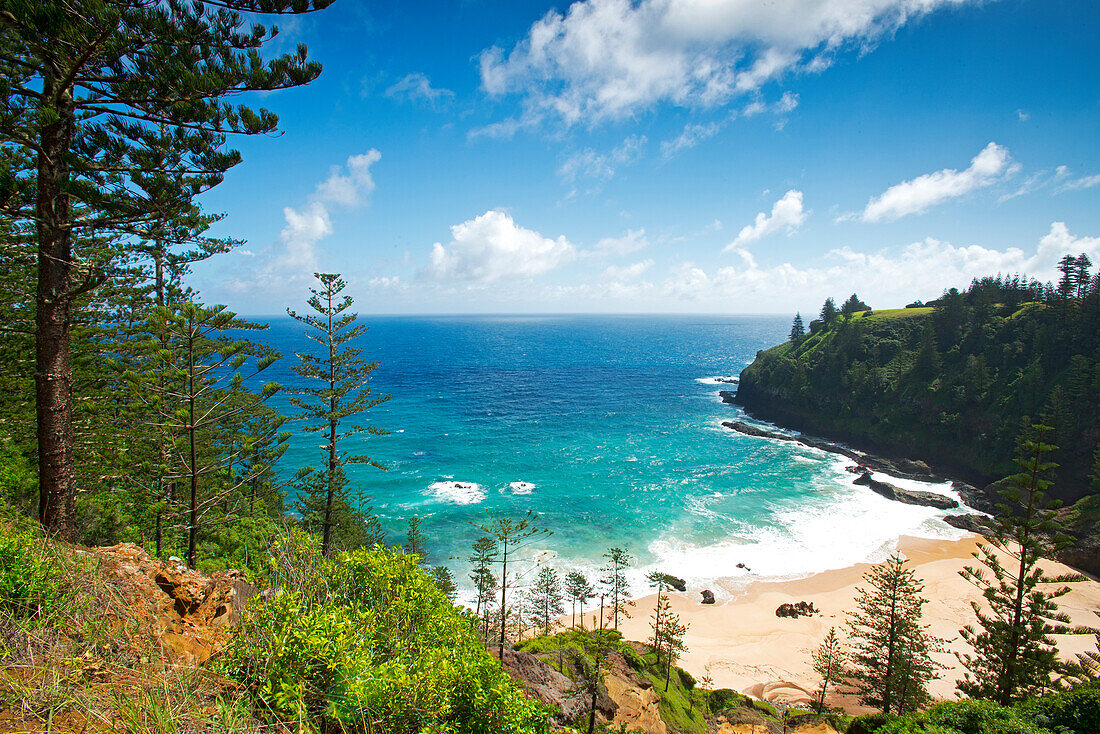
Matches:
[[695, 375, 740, 386], [509, 481, 536, 495], [428, 480, 485, 505]]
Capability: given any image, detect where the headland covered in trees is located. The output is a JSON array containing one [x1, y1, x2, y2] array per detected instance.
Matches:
[[2, 1, 1100, 733], [732, 260, 1100, 574]]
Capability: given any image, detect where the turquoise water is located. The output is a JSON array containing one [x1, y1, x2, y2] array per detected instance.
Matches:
[[259, 314, 968, 599]]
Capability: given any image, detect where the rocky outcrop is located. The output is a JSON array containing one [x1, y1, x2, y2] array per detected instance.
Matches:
[[498, 649, 595, 724], [721, 421, 942, 482], [852, 472, 958, 510], [775, 601, 817, 618], [654, 572, 687, 592], [605, 673, 667, 734], [74, 543, 254, 664], [944, 514, 988, 533], [701, 589, 716, 604]]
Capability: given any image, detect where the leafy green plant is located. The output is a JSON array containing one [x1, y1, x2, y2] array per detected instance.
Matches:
[[0, 531, 66, 622], [219, 534, 548, 733]]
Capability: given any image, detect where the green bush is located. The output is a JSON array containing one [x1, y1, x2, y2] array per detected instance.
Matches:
[[218, 532, 548, 733], [0, 530, 65, 622], [0, 443, 36, 516], [877, 699, 1055, 734], [1016, 684, 1100, 734], [848, 711, 896, 734]]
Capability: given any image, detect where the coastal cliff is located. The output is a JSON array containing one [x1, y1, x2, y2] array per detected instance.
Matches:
[[731, 279, 1100, 574]]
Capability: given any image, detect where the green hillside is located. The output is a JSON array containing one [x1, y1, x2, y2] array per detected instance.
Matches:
[[736, 270, 1100, 505]]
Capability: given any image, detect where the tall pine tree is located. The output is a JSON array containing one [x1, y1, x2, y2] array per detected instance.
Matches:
[[957, 423, 1085, 703], [287, 273, 389, 556], [846, 553, 942, 714], [0, 0, 331, 539]]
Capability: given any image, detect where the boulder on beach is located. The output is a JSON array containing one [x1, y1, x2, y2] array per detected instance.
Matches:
[[700, 589, 715, 605], [775, 601, 817, 618]]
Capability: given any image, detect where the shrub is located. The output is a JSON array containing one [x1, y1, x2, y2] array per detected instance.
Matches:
[[876, 699, 1056, 734], [0, 531, 65, 622], [219, 533, 548, 733], [1016, 684, 1100, 734], [848, 711, 896, 734]]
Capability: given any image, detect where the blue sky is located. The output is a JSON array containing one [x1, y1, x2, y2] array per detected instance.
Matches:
[[190, 0, 1100, 315]]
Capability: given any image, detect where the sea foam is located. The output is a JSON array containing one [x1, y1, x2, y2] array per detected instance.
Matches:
[[695, 375, 740, 386], [509, 481, 536, 495], [643, 452, 970, 598], [428, 480, 485, 505]]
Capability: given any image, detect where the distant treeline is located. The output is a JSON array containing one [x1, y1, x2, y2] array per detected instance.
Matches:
[[736, 256, 1100, 503]]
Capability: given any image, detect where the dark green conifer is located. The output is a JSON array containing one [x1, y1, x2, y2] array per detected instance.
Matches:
[[846, 553, 942, 714], [0, 0, 331, 540], [957, 424, 1085, 704], [790, 312, 805, 341], [601, 547, 635, 630], [287, 273, 389, 556]]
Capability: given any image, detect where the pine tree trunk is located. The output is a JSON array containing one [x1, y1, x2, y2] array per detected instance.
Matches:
[[499, 536, 508, 660], [35, 71, 77, 540], [322, 303, 337, 556], [187, 334, 198, 568]]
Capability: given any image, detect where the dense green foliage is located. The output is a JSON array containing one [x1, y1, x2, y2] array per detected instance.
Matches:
[[847, 554, 943, 715], [737, 270, 1100, 503], [0, 529, 66, 623], [220, 531, 548, 733], [958, 425, 1084, 703], [867, 685, 1100, 734]]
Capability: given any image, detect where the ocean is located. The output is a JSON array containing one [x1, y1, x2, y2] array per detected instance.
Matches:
[[258, 314, 969, 600]]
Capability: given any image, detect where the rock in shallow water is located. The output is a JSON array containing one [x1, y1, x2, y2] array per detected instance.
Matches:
[[853, 471, 959, 510], [700, 589, 715, 604]]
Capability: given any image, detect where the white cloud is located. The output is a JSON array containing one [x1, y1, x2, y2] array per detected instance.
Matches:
[[590, 228, 650, 256], [385, 73, 455, 108], [603, 259, 654, 281], [999, 165, 1069, 202], [724, 189, 807, 251], [278, 150, 382, 271], [664, 222, 1100, 310], [313, 151, 382, 207], [478, 0, 976, 128], [558, 134, 647, 182], [225, 151, 381, 293], [424, 210, 576, 282], [661, 121, 724, 158], [1058, 173, 1100, 193], [861, 142, 1015, 222]]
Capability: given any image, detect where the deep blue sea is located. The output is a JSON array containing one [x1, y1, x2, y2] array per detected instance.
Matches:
[[256, 314, 968, 600]]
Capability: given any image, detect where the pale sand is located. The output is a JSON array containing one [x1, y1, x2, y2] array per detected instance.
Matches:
[[608, 535, 1100, 707]]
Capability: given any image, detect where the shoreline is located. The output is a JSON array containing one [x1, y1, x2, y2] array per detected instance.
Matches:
[[718, 389, 999, 519], [612, 534, 1100, 710]]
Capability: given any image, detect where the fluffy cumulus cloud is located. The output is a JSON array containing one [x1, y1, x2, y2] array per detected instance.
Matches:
[[478, 0, 976, 128], [663, 222, 1100, 311], [385, 73, 455, 108], [276, 150, 382, 273], [724, 189, 807, 251], [425, 210, 576, 282], [861, 142, 1015, 222], [221, 151, 382, 295]]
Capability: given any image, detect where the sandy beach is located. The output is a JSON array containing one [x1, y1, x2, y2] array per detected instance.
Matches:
[[612, 534, 1100, 709]]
